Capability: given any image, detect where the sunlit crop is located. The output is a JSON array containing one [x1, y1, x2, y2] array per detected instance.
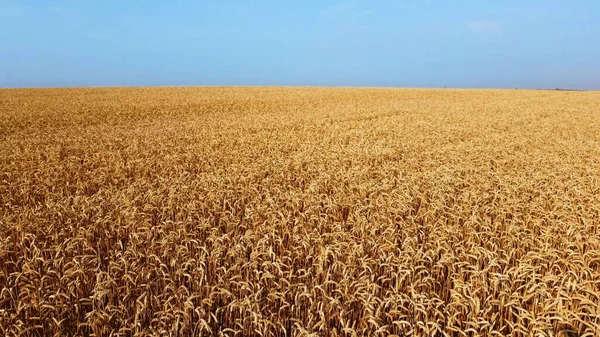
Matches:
[[1, 87, 599, 336]]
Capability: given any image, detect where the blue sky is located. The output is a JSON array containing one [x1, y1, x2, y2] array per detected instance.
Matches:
[[1, 1, 599, 89]]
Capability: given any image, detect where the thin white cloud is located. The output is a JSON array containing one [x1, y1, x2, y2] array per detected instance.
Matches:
[[467, 21, 503, 36]]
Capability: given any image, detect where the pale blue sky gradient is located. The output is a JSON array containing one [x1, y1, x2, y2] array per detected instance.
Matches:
[[1, 1, 599, 89]]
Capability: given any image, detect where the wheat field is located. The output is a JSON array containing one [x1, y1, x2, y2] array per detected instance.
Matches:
[[1, 87, 599, 336]]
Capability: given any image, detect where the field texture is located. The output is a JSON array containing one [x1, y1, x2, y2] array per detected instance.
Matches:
[[1, 87, 600, 336]]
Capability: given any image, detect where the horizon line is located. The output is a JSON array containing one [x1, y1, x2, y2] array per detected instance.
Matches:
[[0, 84, 595, 91]]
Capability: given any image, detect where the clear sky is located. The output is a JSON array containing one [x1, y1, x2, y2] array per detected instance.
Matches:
[[1, 0, 599, 89]]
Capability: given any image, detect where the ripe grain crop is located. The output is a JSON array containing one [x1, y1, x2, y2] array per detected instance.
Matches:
[[1, 87, 599, 336]]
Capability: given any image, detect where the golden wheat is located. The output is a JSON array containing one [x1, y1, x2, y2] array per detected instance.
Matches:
[[1, 87, 599, 336]]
